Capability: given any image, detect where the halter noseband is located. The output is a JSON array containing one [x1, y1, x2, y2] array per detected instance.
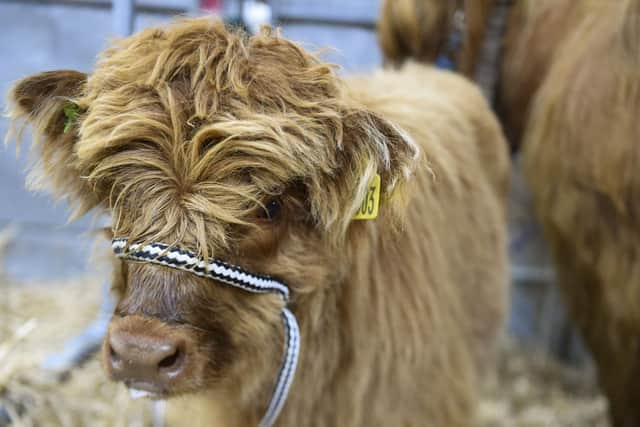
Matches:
[[112, 238, 299, 427]]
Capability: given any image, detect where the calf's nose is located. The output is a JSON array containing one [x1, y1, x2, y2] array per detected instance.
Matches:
[[106, 321, 187, 393]]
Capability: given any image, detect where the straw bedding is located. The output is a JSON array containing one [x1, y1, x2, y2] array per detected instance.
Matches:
[[0, 276, 155, 426]]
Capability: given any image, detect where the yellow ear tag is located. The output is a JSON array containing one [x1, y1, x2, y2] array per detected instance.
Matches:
[[353, 174, 381, 220]]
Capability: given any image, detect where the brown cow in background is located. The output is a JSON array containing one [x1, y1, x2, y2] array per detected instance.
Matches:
[[7, 16, 509, 427], [496, 0, 591, 149], [511, 1, 640, 425]]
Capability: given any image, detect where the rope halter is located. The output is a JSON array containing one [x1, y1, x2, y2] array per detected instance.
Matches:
[[111, 238, 300, 427]]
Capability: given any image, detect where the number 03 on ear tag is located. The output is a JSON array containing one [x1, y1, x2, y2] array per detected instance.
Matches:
[[353, 174, 381, 220]]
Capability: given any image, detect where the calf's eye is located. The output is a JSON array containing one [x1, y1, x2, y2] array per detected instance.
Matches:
[[258, 199, 281, 220]]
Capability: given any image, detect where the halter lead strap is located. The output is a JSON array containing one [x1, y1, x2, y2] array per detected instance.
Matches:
[[111, 238, 299, 427]]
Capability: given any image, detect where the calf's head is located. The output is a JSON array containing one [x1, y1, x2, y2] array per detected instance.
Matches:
[[7, 19, 418, 404]]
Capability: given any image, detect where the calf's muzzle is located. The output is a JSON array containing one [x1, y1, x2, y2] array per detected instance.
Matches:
[[104, 315, 194, 397]]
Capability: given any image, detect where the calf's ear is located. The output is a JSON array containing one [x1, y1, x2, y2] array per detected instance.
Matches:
[[7, 70, 99, 217], [11, 70, 86, 118], [313, 108, 421, 236]]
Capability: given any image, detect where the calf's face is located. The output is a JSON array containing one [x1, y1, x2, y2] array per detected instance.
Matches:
[[7, 19, 418, 402], [103, 192, 343, 400]]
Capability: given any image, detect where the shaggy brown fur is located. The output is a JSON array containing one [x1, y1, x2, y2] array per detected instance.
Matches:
[[7, 18, 509, 426], [496, 0, 589, 149], [510, 1, 640, 425], [378, 0, 496, 76]]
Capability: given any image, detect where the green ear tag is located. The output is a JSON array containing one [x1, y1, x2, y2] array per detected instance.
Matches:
[[63, 103, 80, 133]]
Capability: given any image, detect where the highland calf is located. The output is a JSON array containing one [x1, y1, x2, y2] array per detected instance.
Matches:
[[7, 18, 509, 426], [498, 1, 640, 425]]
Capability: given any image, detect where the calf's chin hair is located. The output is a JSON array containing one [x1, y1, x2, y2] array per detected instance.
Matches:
[[7, 17, 509, 427]]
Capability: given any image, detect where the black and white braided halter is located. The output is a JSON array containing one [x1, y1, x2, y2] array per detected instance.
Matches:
[[112, 238, 300, 427]]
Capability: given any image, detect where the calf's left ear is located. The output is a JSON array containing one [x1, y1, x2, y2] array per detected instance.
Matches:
[[7, 70, 98, 217], [312, 108, 421, 234], [343, 108, 420, 189]]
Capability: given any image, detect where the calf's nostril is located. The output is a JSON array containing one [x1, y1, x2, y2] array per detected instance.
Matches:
[[106, 322, 190, 387], [109, 344, 121, 363], [158, 347, 181, 370]]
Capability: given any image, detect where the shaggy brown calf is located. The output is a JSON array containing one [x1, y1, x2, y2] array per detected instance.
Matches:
[[7, 18, 509, 426], [378, 0, 496, 75], [498, 1, 640, 425]]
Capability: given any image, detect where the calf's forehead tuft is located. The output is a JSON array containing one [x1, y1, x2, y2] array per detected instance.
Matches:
[[84, 18, 342, 117], [70, 18, 354, 259]]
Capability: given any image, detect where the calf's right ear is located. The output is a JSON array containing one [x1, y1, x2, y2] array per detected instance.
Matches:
[[11, 70, 86, 117], [7, 70, 99, 217]]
